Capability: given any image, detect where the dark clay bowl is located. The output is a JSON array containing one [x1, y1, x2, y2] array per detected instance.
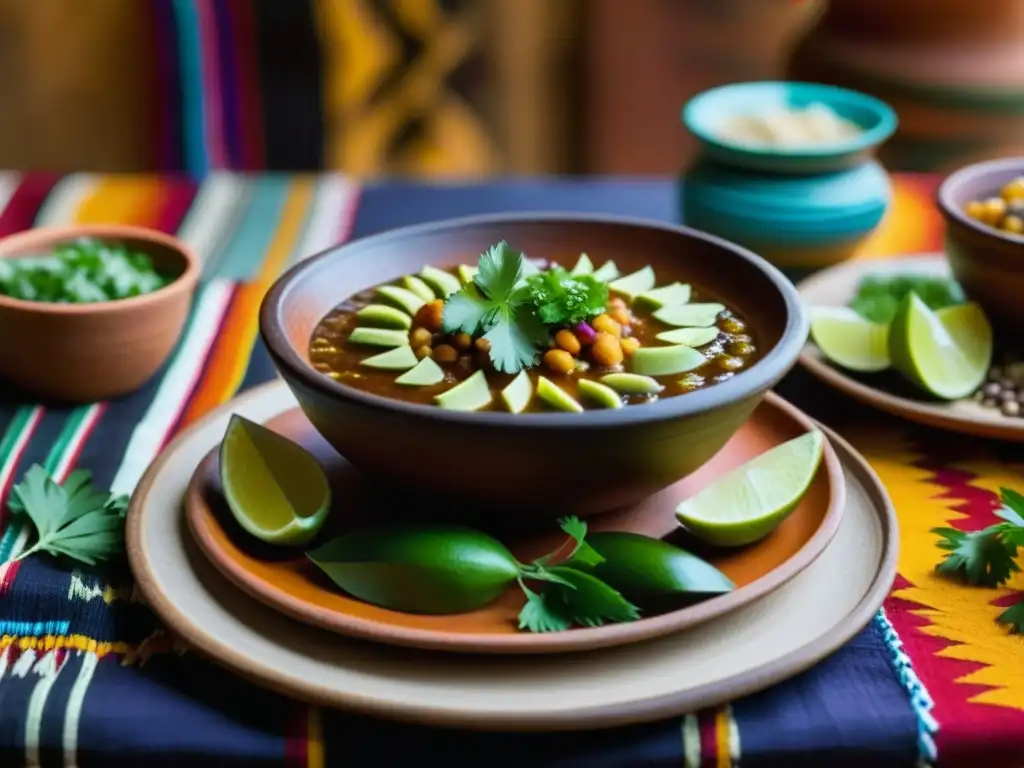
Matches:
[[260, 214, 808, 523], [939, 157, 1024, 332]]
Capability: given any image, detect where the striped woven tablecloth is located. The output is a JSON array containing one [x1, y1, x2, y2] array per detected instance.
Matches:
[[0, 172, 1018, 767]]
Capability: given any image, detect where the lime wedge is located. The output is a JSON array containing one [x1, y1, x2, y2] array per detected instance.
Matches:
[[888, 292, 992, 400], [809, 306, 890, 372], [675, 430, 824, 547], [219, 415, 331, 546]]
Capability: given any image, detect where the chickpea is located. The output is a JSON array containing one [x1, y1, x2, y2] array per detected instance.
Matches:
[[415, 300, 445, 333], [607, 296, 628, 311], [592, 313, 622, 338], [415, 345, 433, 359], [544, 348, 575, 374], [1002, 177, 1024, 203], [453, 332, 473, 350], [474, 337, 491, 353], [434, 344, 458, 364], [965, 200, 987, 221], [555, 329, 582, 356], [592, 332, 624, 367], [620, 337, 640, 356], [718, 356, 745, 372], [609, 306, 632, 326], [983, 197, 1008, 225], [720, 316, 746, 334], [409, 327, 432, 348], [728, 340, 756, 356], [1004, 215, 1024, 235]]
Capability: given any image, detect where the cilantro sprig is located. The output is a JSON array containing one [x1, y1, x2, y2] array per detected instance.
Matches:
[[851, 274, 965, 325], [442, 242, 548, 373], [6, 464, 129, 566], [0, 238, 169, 304], [515, 516, 639, 633], [525, 267, 608, 327], [933, 487, 1024, 633]]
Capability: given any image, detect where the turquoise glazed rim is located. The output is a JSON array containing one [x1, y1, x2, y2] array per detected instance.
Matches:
[[683, 81, 898, 174], [682, 159, 892, 246]]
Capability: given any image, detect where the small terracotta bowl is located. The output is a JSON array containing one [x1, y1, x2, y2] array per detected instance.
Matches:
[[260, 214, 809, 523], [0, 225, 199, 402], [938, 157, 1024, 332]]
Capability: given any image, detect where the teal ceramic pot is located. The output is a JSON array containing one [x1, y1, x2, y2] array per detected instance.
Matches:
[[681, 158, 892, 268], [683, 81, 898, 175]]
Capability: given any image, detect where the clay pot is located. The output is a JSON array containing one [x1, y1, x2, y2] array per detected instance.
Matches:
[[0, 225, 198, 402]]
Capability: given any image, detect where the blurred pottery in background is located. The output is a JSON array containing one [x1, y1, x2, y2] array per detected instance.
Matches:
[[680, 81, 894, 270], [788, 0, 1024, 172]]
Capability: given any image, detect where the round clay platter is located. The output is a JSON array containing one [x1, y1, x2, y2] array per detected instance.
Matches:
[[798, 254, 1024, 441], [183, 391, 845, 654], [126, 380, 897, 731]]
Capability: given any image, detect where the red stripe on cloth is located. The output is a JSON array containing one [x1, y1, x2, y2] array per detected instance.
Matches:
[[0, 559, 21, 596], [195, 0, 227, 168], [284, 704, 310, 767], [697, 708, 719, 767], [0, 174, 61, 236], [225, 0, 265, 170], [0, 408, 46, 523], [152, 177, 199, 233]]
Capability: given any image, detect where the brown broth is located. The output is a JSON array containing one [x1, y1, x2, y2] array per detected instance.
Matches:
[[308, 258, 761, 412]]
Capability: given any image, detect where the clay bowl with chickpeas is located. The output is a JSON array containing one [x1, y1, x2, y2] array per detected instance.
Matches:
[[940, 157, 1024, 334], [260, 213, 808, 524]]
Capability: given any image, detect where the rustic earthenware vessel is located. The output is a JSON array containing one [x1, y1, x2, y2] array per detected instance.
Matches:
[[0, 225, 198, 402], [938, 158, 1024, 334], [260, 214, 808, 521]]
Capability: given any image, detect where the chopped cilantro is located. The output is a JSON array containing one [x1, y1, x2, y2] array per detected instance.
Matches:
[[525, 267, 608, 326], [441, 241, 549, 374], [850, 274, 965, 325], [0, 238, 169, 304]]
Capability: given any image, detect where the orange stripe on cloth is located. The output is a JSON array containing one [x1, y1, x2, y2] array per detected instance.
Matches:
[[715, 705, 735, 767], [71, 175, 170, 227], [307, 707, 324, 768], [177, 178, 314, 427]]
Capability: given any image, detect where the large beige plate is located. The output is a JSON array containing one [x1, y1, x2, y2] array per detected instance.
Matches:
[[798, 255, 1023, 441], [127, 380, 897, 732]]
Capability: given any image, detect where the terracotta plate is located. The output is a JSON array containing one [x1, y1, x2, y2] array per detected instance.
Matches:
[[127, 381, 896, 730], [798, 254, 1024, 442], [184, 390, 845, 654]]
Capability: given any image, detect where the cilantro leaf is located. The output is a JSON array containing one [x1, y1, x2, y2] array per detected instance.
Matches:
[[7, 464, 126, 566], [933, 525, 1020, 587], [526, 268, 608, 326], [517, 582, 572, 633], [475, 241, 523, 300], [557, 516, 604, 567], [441, 242, 550, 374], [545, 566, 640, 627], [997, 487, 1024, 527], [998, 596, 1024, 634], [850, 274, 965, 324]]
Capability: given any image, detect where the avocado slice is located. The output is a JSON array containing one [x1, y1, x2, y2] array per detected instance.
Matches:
[[536, 376, 583, 413], [591, 260, 620, 283], [348, 327, 411, 348], [634, 283, 692, 312], [435, 370, 493, 411], [395, 356, 445, 386], [577, 379, 623, 409], [600, 372, 664, 396], [653, 303, 725, 328], [355, 304, 412, 330], [401, 275, 436, 302], [656, 327, 719, 347], [360, 345, 419, 370], [631, 345, 706, 377], [418, 265, 462, 297], [377, 285, 426, 315], [457, 264, 478, 285], [609, 266, 656, 302], [570, 253, 594, 276], [501, 370, 534, 414]]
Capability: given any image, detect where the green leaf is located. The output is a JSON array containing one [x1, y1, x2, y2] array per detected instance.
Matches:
[[997, 596, 1024, 634], [545, 566, 640, 627], [517, 582, 572, 633], [441, 285, 493, 335], [850, 274, 965, 324], [525, 268, 608, 327], [9, 464, 127, 567], [933, 525, 1019, 587], [481, 311, 542, 374], [996, 488, 1024, 527], [557, 516, 604, 567], [475, 241, 524, 300]]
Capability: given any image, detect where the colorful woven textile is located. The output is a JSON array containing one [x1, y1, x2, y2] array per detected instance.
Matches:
[[0, 172, 1020, 767]]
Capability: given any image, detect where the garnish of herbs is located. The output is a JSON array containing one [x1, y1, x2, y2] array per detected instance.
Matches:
[[441, 242, 608, 374], [934, 487, 1024, 633]]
